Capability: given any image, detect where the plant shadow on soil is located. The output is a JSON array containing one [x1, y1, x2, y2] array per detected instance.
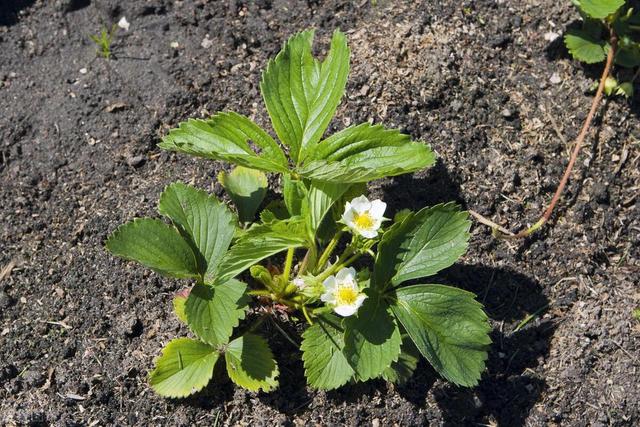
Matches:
[[177, 162, 553, 426], [379, 165, 554, 426]]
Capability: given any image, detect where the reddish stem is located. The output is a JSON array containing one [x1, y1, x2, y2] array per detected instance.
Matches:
[[496, 33, 618, 239]]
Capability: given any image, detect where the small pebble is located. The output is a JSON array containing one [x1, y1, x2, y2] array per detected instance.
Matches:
[[79, 68, 87, 74], [201, 35, 213, 49], [501, 108, 513, 118], [118, 17, 130, 31], [126, 155, 145, 168], [550, 73, 562, 84]]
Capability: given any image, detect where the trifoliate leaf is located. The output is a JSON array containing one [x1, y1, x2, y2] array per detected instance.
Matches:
[[381, 335, 420, 385], [218, 166, 268, 223], [374, 203, 470, 289], [224, 334, 279, 391], [343, 293, 402, 381], [159, 112, 289, 173], [564, 29, 608, 64], [575, 0, 624, 19], [217, 218, 309, 282], [297, 123, 435, 183], [185, 280, 249, 347], [106, 218, 199, 279], [261, 29, 350, 163], [149, 338, 220, 398], [301, 314, 355, 390], [390, 284, 491, 387], [158, 182, 236, 282]]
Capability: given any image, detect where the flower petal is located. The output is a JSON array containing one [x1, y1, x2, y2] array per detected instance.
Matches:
[[349, 195, 371, 213], [335, 267, 356, 283], [341, 208, 357, 228], [369, 199, 387, 219], [322, 276, 337, 291], [359, 228, 379, 239], [334, 304, 358, 317], [354, 294, 367, 308]]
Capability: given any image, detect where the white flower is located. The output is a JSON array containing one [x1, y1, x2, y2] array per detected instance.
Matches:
[[117, 17, 130, 31], [341, 195, 386, 239], [320, 267, 367, 317], [292, 278, 307, 290]]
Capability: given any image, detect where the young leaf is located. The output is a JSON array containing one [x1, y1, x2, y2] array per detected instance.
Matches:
[[224, 334, 279, 391], [301, 314, 355, 390], [564, 29, 608, 64], [217, 218, 309, 281], [343, 293, 402, 381], [158, 182, 236, 282], [381, 335, 420, 385], [106, 218, 199, 279], [218, 166, 268, 223], [304, 180, 352, 235], [159, 112, 289, 173], [149, 338, 220, 398], [390, 284, 492, 387], [575, 0, 624, 19], [374, 203, 470, 289], [261, 29, 350, 163], [185, 280, 249, 347], [297, 123, 435, 183], [282, 175, 308, 216]]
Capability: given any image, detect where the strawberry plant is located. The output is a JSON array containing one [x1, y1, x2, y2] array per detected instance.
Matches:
[[106, 29, 491, 397], [473, 0, 639, 238]]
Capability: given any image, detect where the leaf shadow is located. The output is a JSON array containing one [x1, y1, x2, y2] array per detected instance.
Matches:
[[433, 263, 553, 426], [377, 160, 466, 215], [0, 0, 36, 26]]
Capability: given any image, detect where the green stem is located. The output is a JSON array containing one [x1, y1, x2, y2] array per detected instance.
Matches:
[[316, 251, 362, 282], [315, 231, 344, 274], [282, 247, 295, 283]]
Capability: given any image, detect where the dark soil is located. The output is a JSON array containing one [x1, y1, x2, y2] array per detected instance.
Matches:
[[1, 0, 639, 425]]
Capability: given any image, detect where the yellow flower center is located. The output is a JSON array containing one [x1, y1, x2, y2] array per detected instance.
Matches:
[[353, 211, 375, 230], [335, 286, 358, 306]]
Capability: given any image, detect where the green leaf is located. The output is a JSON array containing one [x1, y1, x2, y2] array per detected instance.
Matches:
[[217, 218, 309, 281], [374, 203, 470, 289], [224, 334, 279, 391], [173, 293, 188, 324], [301, 314, 355, 390], [564, 29, 608, 63], [305, 181, 351, 235], [159, 112, 289, 173], [298, 123, 435, 183], [390, 284, 491, 387], [282, 175, 308, 216], [615, 43, 640, 67], [343, 293, 402, 381], [381, 335, 420, 385], [158, 183, 236, 282], [218, 166, 268, 223], [261, 29, 350, 163], [106, 218, 199, 279], [149, 338, 220, 398], [185, 280, 249, 347], [575, 0, 624, 19]]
